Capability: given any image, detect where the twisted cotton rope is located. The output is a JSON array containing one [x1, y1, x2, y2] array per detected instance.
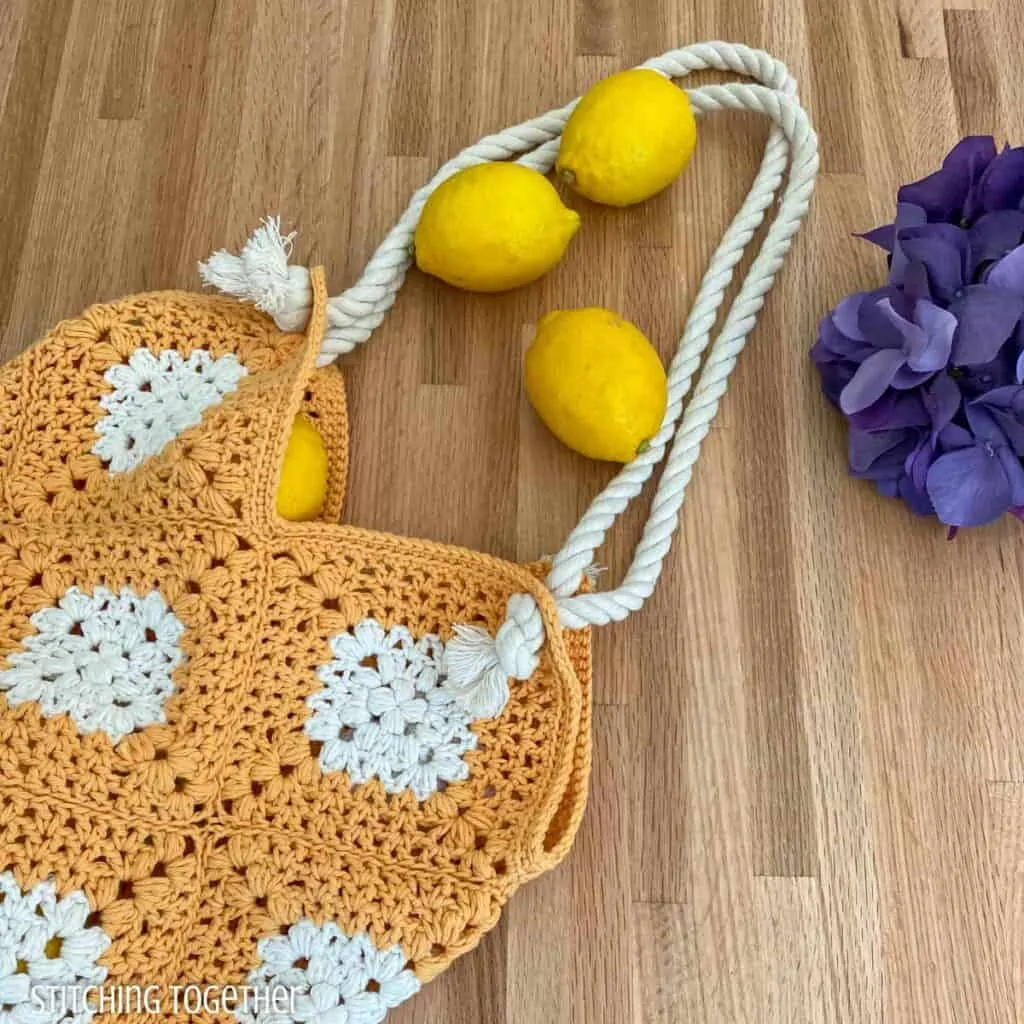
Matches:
[[200, 40, 818, 710]]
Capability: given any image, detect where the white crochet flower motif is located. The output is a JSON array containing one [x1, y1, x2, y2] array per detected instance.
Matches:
[[306, 620, 478, 801], [237, 919, 420, 1024], [93, 347, 247, 473], [0, 585, 186, 744], [0, 874, 110, 1024]]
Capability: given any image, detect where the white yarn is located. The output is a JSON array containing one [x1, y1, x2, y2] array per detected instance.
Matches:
[[93, 348, 247, 473], [306, 619, 478, 799], [0, 873, 110, 1016], [240, 919, 420, 1024], [199, 41, 818, 705], [0, 585, 186, 743], [441, 594, 543, 717], [200, 216, 312, 332], [550, 81, 818, 628]]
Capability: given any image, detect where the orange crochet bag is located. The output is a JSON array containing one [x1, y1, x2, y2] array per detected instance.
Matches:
[[0, 40, 816, 1024], [0, 271, 591, 1022]]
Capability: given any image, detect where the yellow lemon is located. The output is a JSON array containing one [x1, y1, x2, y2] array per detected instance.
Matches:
[[524, 308, 667, 463], [276, 414, 328, 521], [414, 163, 581, 292], [556, 69, 697, 206]]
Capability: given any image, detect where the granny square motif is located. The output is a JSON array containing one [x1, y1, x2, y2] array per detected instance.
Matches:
[[0, 271, 592, 1023], [0, 38, 816, 1024]]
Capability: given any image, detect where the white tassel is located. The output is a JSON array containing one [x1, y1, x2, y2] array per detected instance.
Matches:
[[442, 594, 544, 718], [199, 217, 313, 332], [443, 626, 512, 718]]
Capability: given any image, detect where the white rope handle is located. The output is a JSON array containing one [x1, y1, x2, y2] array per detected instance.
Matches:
[[200, 42, 799, 357], [551, 82, 817, 626], [199, 40, 818, 713]]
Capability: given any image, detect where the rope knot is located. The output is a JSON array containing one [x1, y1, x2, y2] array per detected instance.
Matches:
[[198, 217, 312, 331], [442, 594, 544, 718]]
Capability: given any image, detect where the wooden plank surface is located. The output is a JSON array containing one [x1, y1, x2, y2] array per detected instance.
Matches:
[[2, 0, 1024, 1020]]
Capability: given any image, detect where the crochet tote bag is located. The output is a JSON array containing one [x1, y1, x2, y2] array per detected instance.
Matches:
[[0, 41, 816, 1024]]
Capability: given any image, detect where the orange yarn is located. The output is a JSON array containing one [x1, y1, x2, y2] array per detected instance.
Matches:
[[0, 270, 591, 1019]]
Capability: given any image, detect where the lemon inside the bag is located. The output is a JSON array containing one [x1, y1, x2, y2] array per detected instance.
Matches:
[[276, 414, 329, 521]]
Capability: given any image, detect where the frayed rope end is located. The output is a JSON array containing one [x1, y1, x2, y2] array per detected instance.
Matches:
[[443, 625, 510, 719], [198, 217, 313, 331], [441, 595, 544, 719]]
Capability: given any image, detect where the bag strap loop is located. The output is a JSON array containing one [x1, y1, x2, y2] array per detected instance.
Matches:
[[199, 40, 818, 712]]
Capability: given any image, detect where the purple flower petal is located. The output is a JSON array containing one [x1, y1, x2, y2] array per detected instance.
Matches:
[[906, 436, 933, 488], [858, 224, 896, 252], [927, 444, 1012, 526], [814, 357, 857, 407], [904, 221, 971, 246], [949, 284, 1024, 364], [896, 202, 929, 229], [900, 137, 996, 221], [938, 423, 974, 449], [989, 409, 1024, 456], [891, 366, 937, 390], [849, 428, 916, 474], [972, 386, 1024, 455], [890, 204, 929, 283], [832, 294, 867, 341], [965, 402, 1008, 446], [922, 372, 962, 435], [998, 445, 1024, 505], [973, 384, 1024, 409], [958, 135, 1000, 163], [957, 137, 1000, 222], [840, 348, 908, 414], [810, 336, 831, 364], [985, 243, 1024, 293], [907, 300, 957, 370], [902, 260, 932, 303], [979, 146, 1024, 214], [899, 447, 936, 514], [969, 211, 1024, 264], [858, 296, 909, 350], [899, 170, 964, 220], [962, 138, 1002, 220], [819, 315, 876, 361], [899, 226, 968, 302], [875, 298, 928, 355], [848, 390, 930, 431], [957, 339, 1020, 396]]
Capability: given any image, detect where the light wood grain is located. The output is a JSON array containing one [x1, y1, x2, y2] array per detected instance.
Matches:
[[3, 1, 1024, 1020]]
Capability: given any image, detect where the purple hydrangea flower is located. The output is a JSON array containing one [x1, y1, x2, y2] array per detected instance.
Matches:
[[900, 136, 997, 223], [843, 374, 960, 518], [927, 419, 1024, 527], [837, 294, 955, 414], [881, 136, 1024, 226], [812, 135, 1024, 530]]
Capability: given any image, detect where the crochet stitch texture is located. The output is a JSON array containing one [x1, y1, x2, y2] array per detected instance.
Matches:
[[0, 271, 592, 1022]]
